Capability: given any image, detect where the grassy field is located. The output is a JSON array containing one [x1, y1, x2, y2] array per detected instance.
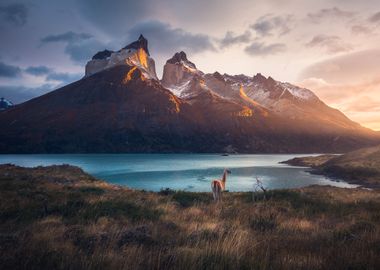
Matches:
[[1, 164, 380, 270], [283, 145, 380, 188]]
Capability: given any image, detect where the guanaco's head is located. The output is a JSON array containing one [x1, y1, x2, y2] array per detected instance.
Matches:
[[225, 169, 232, 174]]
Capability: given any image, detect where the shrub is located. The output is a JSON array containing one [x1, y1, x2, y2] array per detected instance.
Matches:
[[249, 212, 277, 231], [78, 186, 105, 195], [172, 191, 212, 207]]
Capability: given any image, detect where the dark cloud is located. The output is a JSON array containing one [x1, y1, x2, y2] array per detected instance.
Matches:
[[307, 7, 354, 23], [77, 0, 153, 35], [0, 61, 21, 77], [41, 32, 93, 43], [0, 3, 28, 26], [76, 0, 241, 36], [126, 20, 215, 55], [244, 42, 286, 56], [0, 84, 54, 104], [46, 72, 82, 84], [0, 71, 82, 104], [40, 31, 105, 64], [219, 31, 251, 48], [25, 65, 81, 85], [64, 40, 105, 63], [306, 35, 352, 54], [25, 66, 52, 76], [369, 11, 380, 23], [250, 14, 294, 36]]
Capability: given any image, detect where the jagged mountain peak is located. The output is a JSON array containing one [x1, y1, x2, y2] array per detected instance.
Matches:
[[92, 49, 114, 60], [253, 73, 266, 82], [166, 51, 196, 69], [85, 35, 157, 80], [123, 34, 150, 56], [1, 37, 379, 154], [161, 51, 203, 96], [212, 71, 225, 81]]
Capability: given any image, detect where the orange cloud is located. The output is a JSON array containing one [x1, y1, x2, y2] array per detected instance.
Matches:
[[299, 78, 380, 131], [298, 49, 380, 131]]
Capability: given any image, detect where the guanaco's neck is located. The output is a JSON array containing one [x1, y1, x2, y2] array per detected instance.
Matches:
[[222, 170, 227, 183]]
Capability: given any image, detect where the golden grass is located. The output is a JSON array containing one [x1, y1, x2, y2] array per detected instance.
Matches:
[[1, 164, 380, 269]]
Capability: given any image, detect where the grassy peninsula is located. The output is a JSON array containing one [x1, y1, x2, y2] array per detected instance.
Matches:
[[283, 145, 380, 188]]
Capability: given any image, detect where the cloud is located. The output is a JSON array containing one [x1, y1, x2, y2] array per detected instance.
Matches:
[[306, 35, 352, 54], [244, 42, 286, 56], [0, 3, 28, 26], [299, 49, 380, 130], [369, 11, 380, 23], [299, 77, 380, 130], [0, 61, 21, 78], [40, 32, 93, 43], [25, 66, 52, 76], [46, 72, 82, 84], [24, 65, 81, 86], [76, 0, 246, 36], [345, 96, 380, 112], [0, 70, 82, 104], [77, 0, 154, 35], [299, 49, 380, 84], [250, 14, 294, 36], [126, 20, 215, 55], [219, 31, 251, 48], [40, 31, 105, 64], [307, 7, 354, 23], [0, 84, 54, 104], [351, 25, 372, 35]]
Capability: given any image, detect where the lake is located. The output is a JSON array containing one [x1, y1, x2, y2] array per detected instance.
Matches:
[[0, 154, 357, 191]]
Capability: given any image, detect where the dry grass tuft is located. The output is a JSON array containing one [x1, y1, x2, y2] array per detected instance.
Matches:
[[1, 164, 380, 269]]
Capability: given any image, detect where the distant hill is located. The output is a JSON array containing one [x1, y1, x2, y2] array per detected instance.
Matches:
[[0, 97, 13, 111], [283, 145, 380, 188]]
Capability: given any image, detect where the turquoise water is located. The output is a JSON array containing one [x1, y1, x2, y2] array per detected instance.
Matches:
[[0, 154, 357, 191]]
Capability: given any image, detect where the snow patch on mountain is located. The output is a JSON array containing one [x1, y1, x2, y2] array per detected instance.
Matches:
[[85, 35, 158, 80], [165, 79, 192, 97], [278, 82, 317, 101]]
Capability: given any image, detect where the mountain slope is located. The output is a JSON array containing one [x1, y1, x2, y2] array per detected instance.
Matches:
[[0, 36, 379, 153], [0, 64, 291, 153], [161, 52, 366, 135]]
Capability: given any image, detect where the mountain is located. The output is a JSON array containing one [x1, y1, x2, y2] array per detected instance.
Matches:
[[85, 34, 157, 79], [161, 52, 363, 134], [0, 97, 13, 111], [0, 36, 379, 153]]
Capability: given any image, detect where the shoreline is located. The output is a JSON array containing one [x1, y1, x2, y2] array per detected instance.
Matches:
[[281, 154, 380, 189], [1, 163, 380, 269], [0, 157, 360, 192]]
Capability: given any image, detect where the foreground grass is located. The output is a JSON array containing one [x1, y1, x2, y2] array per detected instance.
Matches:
[[1, 164, 380, 270]]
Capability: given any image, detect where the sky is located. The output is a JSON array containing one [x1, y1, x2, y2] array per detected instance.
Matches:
[[0, 0, 379, 130]]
